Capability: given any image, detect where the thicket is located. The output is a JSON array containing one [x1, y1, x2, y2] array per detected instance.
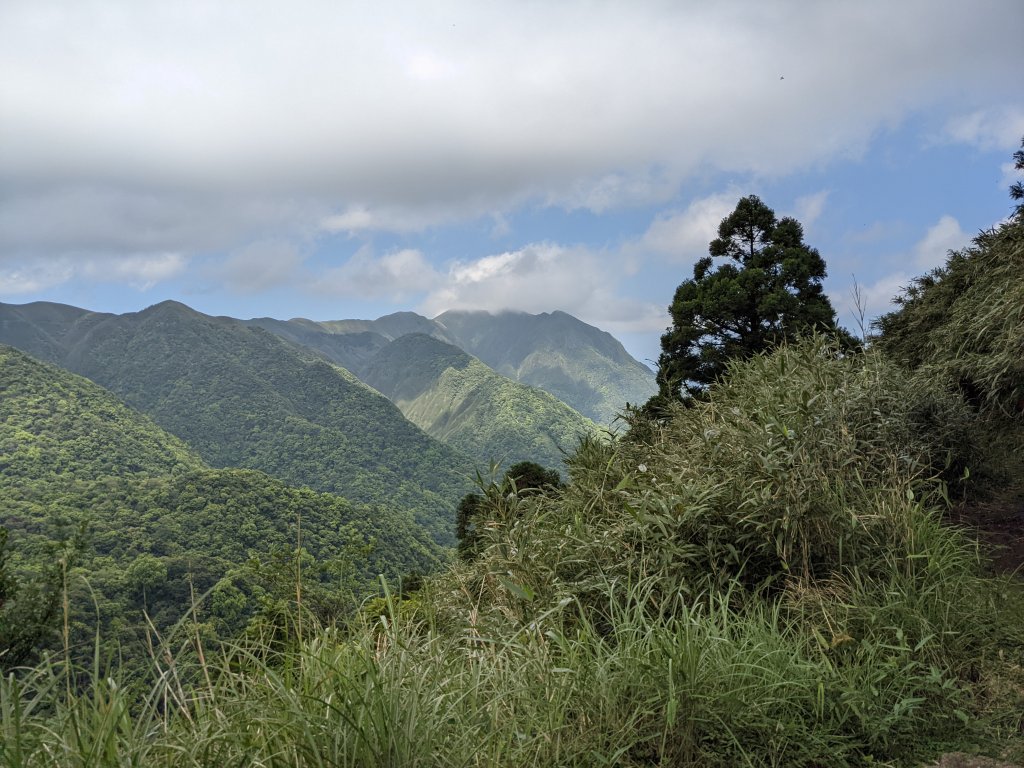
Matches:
[[874, 216, 1024, 419], [5, 334, 1022, 766]]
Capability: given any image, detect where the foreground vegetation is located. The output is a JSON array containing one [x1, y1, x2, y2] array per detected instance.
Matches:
[[4, 331, 1023, 766]]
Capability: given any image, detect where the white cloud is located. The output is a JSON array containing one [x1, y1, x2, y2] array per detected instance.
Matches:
[[0, 252, 185, 295], [912, 215, 969, 270], [0, 261, 74, 294], [81, 253, 187, 289], [791, 190, 829, 228], [939, 107, 1024, 151], [1, 0, 1020, 260], [318, 203, 474, 235], [214, 240, 306, 294], [420, 242, 666, 336], [0, 185, 314, 258], [315, 247, 441, 300], [547, 170, 679, 214], [321, 207, 376, 234], [636, 191, 738, 260], [1001, 159, 1024, 193]]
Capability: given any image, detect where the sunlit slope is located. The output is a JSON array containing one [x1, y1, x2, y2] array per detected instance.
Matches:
[[434, 309, 656, 425], [360, 334, 596, 472]]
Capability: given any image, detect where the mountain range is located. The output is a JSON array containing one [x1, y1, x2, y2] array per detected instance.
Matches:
[[0, 297, 653, 667], [359, 333, 595, 471], [1, 344, 443, 666], [245, 308, 655, 425]]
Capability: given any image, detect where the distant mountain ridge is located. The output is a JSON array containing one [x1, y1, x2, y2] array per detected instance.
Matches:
[[435, 310, 656, 425], [360, 334, 595, 471], [0, 300, 474, 543], [255, 308, 656, 425], [0, 300, 653, 499]]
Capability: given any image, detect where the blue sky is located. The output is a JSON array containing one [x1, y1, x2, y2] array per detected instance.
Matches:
[[1, 1, 1022, 366]]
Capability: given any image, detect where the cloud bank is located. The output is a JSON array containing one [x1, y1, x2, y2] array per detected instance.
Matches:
[[1, 0, 1021, 338]]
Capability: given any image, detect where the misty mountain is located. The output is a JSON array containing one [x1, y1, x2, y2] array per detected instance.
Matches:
[[435, 310, 656, 425], [253, 309, 656, 426]]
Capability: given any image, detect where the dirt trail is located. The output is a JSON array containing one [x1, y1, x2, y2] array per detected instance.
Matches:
[[951, 486, 1024, 578], [927, 754, 1023, 768]]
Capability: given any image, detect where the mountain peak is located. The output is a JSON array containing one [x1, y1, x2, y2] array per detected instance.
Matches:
[[138, 299, 198, 317]]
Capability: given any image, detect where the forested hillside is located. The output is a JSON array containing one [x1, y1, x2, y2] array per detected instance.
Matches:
[[360, 333, 595, 471], [435, 309, 657, 424], [248, 308, 656, 426], [0, 300, 475, 543], [0, 345, 443, 670]]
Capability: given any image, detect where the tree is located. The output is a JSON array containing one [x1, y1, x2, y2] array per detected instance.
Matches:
[[1010, 134, 1023, 220], [504, 461, 562, 493], [1, 525, 83, 672], [654, 195, 853, 402], [455, 492, 484, 561], [456, 462, 562, 561]]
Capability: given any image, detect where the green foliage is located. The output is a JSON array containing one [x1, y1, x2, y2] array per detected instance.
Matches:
[[655, 195, 854, 402], [0, 344, 444, 670], [874, 212, 1024, 422], [455, 491, 484, 561], [456, 460, 564, 561], [361, 333, 595, 472], [0, 344, 203, 482], [0, 301, 475, 544], [0, 526, 82, 672], [2, 338, 1024, 765], [1010, 134, 1023, 220], [434, 309, 657, 425]]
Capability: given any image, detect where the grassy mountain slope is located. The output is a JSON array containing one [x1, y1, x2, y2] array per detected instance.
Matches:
[[360, 334, 596, 472], [434, 309, 657, 425], [0, 344, 443, 666], [0, 300, 474, 543], [874, 217, 1024, 416]]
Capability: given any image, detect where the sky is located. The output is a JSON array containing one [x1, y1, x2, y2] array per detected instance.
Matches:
[[1, 1, 1022, 367]]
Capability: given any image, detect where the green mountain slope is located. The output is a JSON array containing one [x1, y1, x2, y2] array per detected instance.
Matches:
[[250, 309, 656, 427], [0, 301, 474, 543], [360, 334, 595, 471], [314, 311, 459, 344], [0, 344, 443, 665], [0, 343, 204, 486], [434, 309, 657, 425], [242, 317, 391, 373]]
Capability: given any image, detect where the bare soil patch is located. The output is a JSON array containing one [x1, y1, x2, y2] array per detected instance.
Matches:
[[951, 486, 1024, 578]]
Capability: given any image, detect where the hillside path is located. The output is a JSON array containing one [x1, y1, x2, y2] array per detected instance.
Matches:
[[951, 485, 1024, 578]]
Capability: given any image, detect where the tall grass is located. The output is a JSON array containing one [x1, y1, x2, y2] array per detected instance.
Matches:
[[3, 338, 1022, 766]]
